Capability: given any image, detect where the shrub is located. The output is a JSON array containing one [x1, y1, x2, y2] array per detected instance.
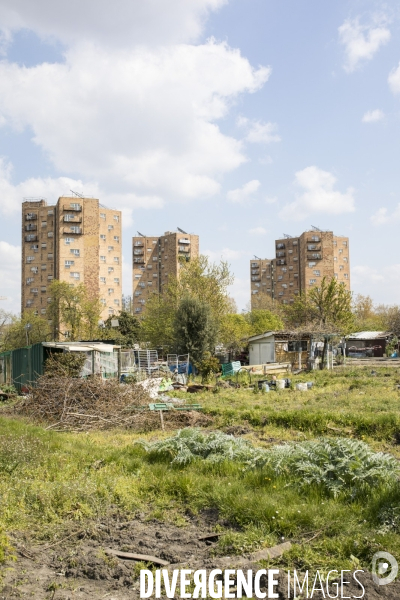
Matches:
[[44, 352, 86, 378]]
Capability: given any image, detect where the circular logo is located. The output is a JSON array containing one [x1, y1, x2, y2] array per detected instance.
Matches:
[[372, 552, 398, 586]]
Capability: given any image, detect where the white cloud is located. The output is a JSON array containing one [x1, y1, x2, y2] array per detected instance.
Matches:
[[0, 0, 228, 47], [370, 204, 400, 225], [204, 247, 243, 261], [352, 264, 400, 303], [279, 166, 356, 221], [0, 240, 21, 313], [338, 17, 391, 73], [0, 41, 269, 203], [226, 179, 260, 204], [248, 227, 266, 235], [265, 196, 277, 204], [362, 109, 384, 123], [238, 116, 280, 144], [388, 62, 400, 94]]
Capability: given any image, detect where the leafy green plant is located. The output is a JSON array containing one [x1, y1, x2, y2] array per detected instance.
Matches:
[[44, 352, 86, 378], [138, 429, 399, 498], [196, 352, 220, 382]]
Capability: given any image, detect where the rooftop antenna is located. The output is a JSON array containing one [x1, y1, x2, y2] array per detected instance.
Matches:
[[283, 233, 292, 238], [177, 227, 188, 234], [253, 255, 261, 260], [137, 231, 145, 237], [70, 189, 84, 198], [311, 225, 322, 231]]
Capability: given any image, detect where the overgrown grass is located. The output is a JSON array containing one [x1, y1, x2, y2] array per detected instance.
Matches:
[[0, 366, 399, 573]]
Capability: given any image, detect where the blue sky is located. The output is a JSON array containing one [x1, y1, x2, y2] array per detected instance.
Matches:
[[0, 0, 400, 312]]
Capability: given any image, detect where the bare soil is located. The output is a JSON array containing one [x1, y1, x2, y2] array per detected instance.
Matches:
[[1, 511, 399, 599]]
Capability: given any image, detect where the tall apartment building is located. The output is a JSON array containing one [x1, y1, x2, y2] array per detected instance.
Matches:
[[132, 230, 199, 315], [22, 196, 122, 325], [250, 230, 350, 308]]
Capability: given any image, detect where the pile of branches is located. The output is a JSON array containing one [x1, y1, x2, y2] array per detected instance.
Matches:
[[15, 374, 213, 432], [16, 375, 152, 432]]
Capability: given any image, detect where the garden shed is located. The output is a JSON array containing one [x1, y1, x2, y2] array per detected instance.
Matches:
[[345, 331, 396, 358]]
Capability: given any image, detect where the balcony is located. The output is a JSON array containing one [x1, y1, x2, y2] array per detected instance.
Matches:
[[133, 250, 144, 255], [134, 258, 145, 264], [307, 253, 322, 260], [178, 246, 190, 253], [276, 251, 285, 258], [276, 259, 286, 266], [276, 243, 285, 250], [25, 213, 37, 221], [178, 238, 190, 244], [25, 224, 37, 232], [63, 204, 82, 212], [25, 235, 38, 242], [307, 244, 321, 251], [251, 276, 261, 282], [63, 215, 82, 223], [307, 236, 320, 243], [134, 241, 144, 247], [63, 227, 82, 235]]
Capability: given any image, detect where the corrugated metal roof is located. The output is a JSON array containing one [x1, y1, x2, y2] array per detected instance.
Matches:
[[347, 331, 392, 340]]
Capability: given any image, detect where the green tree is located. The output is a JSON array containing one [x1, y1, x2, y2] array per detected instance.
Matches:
[[245, 309, 284, 335], [284, 277, 354, 368], [2, 311, 51, 351], [141, 256, 233, 351], [352, 294, 386, 331], [47, 281, 102, 341], [103, 311, 140, 347], [219, 313, 251, 355], [174, 296, 217, 363]]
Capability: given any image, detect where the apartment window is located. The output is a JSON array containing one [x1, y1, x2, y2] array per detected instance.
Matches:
[[339, 249, 343, 254], [281, 268, 287, 272], [114, 299, 120, 305], [135, 291, 141, 296], [339, 265, 344, 270], [100, 255, 106, 263], [27, 256, 35, 263], [147, 265, 152, 270], [26, 277, 34, 284], [41, 221, 47, 227], [114, 257, 119, 264], [278, 292, 284, 296], [294, 273, 299, 278], [25, 234, 37, 242], [108, 225, 114, 231], [282, 284, 288, 289], [309, 279, 316, 285], [333, 241, 337, 246], [41, 286, 46, 293], [139, 282, 146, 288], [47, 232, 54, 238], [134, 274, 141, 279], [147, 248, 152, 252], [311, 236, 320, 242], [30, 266, 38, 273], [293, 257, 298, 261], [114, 236, 120, 242], [152, 257, 158, 261], [33, 311, 38, 316], [100, 212, 106, 220], [100, 234, 106, 240], [288, 250, 293, 254], [343, 257, 348, 263], [114, 278, 120, 284], [64, 214, 77, 222], [108, 246, 114, 251], [100, 277, 106, 283], [70, 227, 80, 234], [70, 272, 80, 280], [292, 240, 298, 245], [343, 241, 348, 247], [334, 273, 338, 278], [289, 266, 293, 270], [344, 273, 349, 279], [100, 299, 106, 305], [47, 275, 53, 281], [108, 288, 114, 295], [31, 244, 39, 251], [153, 273, 158, 278], [41, 243, 47, 248], [334, 257, 337, 261], [47, 210, 53, 216], [147, 281, 153, 286], [65, 260, 74, 268], [31, 288, 38, 294], [48, 253, 53, 260], [47, 297, 52, 303], [41, 264, 47, 270], [108, 267, 114, 273], [113, 215, 119, 222], [26, 300, 33, 307], [135, 308, 141, 313], [70, 249, 80, 257], [278, 276, 283, 281], [65, 238, 75, 245], [313, 270, 321, 276]]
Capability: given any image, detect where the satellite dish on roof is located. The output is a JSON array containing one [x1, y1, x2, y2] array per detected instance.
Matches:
[[177, 227, 188, 234]]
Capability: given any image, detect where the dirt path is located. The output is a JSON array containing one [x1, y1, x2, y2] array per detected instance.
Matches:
[[1, 512, 399, 599]]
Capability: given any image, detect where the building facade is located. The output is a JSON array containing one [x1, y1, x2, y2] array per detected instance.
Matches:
[[132, 231, 199, 315], [22, 196, 122, 323], [250, 230, 350, 308]]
